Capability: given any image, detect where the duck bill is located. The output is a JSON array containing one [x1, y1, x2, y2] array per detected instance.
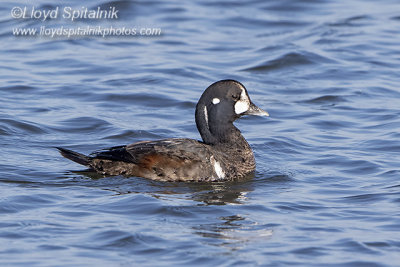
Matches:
[[244, 102, 269, 117]]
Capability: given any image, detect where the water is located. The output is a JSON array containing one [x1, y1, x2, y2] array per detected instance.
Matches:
[[1, 0, 399, 266]]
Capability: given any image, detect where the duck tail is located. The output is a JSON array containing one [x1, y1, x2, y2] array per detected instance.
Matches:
[[56, 147, 91, 166]]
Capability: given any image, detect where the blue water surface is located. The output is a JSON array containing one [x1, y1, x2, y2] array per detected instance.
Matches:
[[0, 0, 399, 266]]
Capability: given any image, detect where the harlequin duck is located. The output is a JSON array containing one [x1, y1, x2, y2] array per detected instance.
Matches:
[[57, 80, 269, 182]]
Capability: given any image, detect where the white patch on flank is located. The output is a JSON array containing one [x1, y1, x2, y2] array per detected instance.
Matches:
[[210, 156, 225, 179], [234, 88, 250, 115], [203, 106, 209, 129], [212, 98, 220, 104]]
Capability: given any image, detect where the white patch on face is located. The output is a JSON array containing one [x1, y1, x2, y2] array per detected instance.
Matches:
[[203, 106, 209, 129], [212, 98, 220, 104], [234, 88, 250, 115], [210, 156, 225, 179]]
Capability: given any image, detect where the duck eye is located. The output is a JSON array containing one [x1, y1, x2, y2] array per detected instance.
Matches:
[[232, 94, 240, 100]]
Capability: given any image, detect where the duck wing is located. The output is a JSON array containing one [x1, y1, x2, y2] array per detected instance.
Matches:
[[92, 139, 208, 162], [89, 138, 219, 181]]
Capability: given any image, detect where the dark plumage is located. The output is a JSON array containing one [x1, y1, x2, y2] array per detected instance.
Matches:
[[57, 80, 269, 182]]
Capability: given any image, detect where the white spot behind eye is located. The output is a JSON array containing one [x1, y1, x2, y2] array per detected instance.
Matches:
[[234, 88, 250, 114], [203, 106, 209, 129], [212, 98, 220, 104]]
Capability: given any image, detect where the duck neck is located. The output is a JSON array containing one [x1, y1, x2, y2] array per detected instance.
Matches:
[[195, 104, 249, 148], [210, 122, 248, 146]]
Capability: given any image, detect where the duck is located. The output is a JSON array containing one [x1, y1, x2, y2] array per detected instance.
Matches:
[[57, 80, 269, 182]]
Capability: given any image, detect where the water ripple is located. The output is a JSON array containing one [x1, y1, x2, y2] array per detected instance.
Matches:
[[243, 51, 337, 72]]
